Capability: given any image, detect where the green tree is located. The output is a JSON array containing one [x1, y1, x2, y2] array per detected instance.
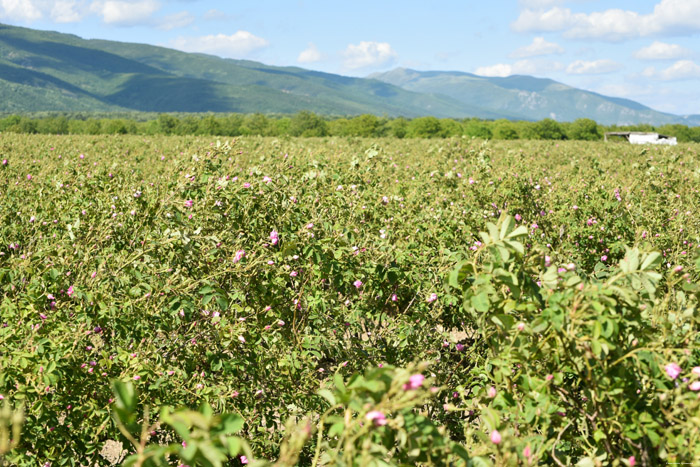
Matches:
[[198, 115, 222, 135], [175, 116, 200, 135], [463, 119, 492, 139], [533, 118, 566, 140], [245, 113, 271, 136], [388, 117, 408, 138], [0, 115, 21, 131], [289, 111, 328, 137], [157, 114, 179, 135], [407, 116, 442, 138], [657, 124, 692, 143], [346, 114, 383, 137], [328, 118, 349, 136], [440, 118, 463, 137], [567, 118, 601, 141], [493, 120, 519, 140]]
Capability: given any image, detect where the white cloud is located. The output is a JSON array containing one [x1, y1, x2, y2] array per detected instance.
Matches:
[[475, 63, 515, 77], [634, 41, 690, 60], [343, 41, 397, 70], [512, 7, 576, 33], [643, 60, 700, 80], [512, 0, 700, 41], [0, 0, 43, 22], [475, 59, 562, 77], [510, 37, 564, 57], [566, 59, 622, 74], [89, 0, 160, 26], [170, 31, 269, 58], [158, 10, 194, 30], [50, 0, 84, 23], [297, 42, 322, 64]]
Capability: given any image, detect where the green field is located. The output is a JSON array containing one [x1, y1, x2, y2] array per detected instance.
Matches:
[[1, 134, 699, 466]]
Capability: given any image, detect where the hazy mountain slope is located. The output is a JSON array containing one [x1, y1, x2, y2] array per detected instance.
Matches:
[[0, 23, 698, 125], [0, 24, 477, 117], [370, 68, 700, 125]]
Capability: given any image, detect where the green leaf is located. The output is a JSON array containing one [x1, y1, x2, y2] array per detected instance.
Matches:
[[499, 215, 515, 240], [471, 292, 490, 313], [227, 437, 241, 456], [218, 414, 244, 435], [491, 314, 515, 331], [486, 222, 499, 242], [328, 422, 345, 438], [111, 380, 137, 415], [334, 371, 346, 394], [640, 252, 661, 271], [318, 389, 336, 406], [624, 248, 640, 272]]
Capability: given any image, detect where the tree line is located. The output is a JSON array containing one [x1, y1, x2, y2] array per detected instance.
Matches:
[[1, 112, 699, 142]]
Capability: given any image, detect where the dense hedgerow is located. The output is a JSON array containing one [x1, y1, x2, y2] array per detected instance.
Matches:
[[0, 134, 699, 466]]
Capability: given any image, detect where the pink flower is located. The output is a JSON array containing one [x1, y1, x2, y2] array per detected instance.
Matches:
[[27, 174, 32, 180], [270, 230, 279, 245], [426, 293, 437, 303], [133, 375, 140, 380], [689, 381, 700, 391], [306, 223, 314, 229], [515, 214, 522, 221], [628, 456, 636, 466], [243, 182, 251, 188], [67, 286, 74, 297], [184, 200, 193, 208], [290, 271, 298, 277], [233, 249, 245, 264], [353, 280, 363, 288], [262, 176, 272, 184], [523, 445, 531, 458], [47, 293, 55, 300], [517, 322, 525, 331], [391, 294, 398, 302], [365, 411, 387, 426], [238, 335, 246, 344], [545, 374, 553, 381], [403, 374, 425, 390], [601, 255, 607, 262], [692, 366, 700, 376], [665, 363, 682, 380], [490, 429, 502, 444], [487, 386, 497, 398], [240, 456, 248, 465]]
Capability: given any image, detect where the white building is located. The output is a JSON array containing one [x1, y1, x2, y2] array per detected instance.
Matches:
[[605, 132, 677, 145]]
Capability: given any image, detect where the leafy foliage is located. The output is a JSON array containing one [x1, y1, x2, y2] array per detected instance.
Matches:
[[0, 135, 699, 466]]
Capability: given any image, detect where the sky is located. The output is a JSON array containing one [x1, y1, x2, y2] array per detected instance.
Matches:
[[1, 0, 700, 115]]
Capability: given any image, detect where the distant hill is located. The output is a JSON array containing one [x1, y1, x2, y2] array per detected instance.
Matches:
[[0, 23, 474, 117], [0, 23, 698, 125], [369, 68, 700, 126]]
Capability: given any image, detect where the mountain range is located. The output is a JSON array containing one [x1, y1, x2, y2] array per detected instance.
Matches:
[[0, 23, 698, 126]]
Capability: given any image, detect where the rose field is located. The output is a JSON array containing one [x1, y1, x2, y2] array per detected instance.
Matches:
[[0, 134, 699, 466]]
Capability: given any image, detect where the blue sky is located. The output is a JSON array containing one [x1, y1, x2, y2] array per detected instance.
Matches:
[[1, 0, 700, 115]]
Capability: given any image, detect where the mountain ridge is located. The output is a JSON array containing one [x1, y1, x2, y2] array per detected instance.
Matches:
[[0, 23, 697, 125], [368, 67, 699, 125]]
